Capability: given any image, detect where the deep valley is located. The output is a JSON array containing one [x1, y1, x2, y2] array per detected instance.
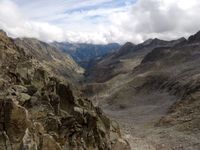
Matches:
[[1, 0, 200, 149], [1, 29, 200, 150], [82, 31, 200, 150]]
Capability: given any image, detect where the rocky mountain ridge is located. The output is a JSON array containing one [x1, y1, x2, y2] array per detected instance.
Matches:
[[86, 37, 186, 83], [14, 38, 84, 84], [0, 30, 130, 150], [2, 28, 200, 149], [83, 31, 200, 149]]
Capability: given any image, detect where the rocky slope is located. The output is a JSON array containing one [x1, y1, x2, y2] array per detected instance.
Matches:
[[86, 38, 185, 83], [14, 38, 84, 84], [52, 42, 120, 68], [0, 30, 130, 150], [83, 31, 200, 149]]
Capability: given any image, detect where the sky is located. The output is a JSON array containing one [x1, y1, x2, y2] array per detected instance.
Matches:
[[0, 0, 200, 44]]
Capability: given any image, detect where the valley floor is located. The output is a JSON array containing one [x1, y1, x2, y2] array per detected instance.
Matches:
[[102, 92, 200, 150], [83, 30, 200, 150]]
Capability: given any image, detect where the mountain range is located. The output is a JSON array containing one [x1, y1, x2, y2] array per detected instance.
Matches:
[[85, 37, 186, 82], [1, 28, 200, 149], [83, 31, 200, 149], [52, 42, 120, 68]]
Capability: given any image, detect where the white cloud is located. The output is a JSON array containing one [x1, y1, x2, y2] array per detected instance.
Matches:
[[107, 0, 200, 43], [0, 0, 200, 44], [0, 0, 65, 42]]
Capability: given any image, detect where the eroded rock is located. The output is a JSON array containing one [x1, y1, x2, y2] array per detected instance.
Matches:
[[0, 30, 130, 150]]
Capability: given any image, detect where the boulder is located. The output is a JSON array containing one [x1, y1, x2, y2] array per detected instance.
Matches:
[[12, 85, 28, 93], [26, 85, 38, 96], [0, 78, 7, 90], [0, 98, 31, 149], [111, 138, 131, 150], [44, 114, 61, 132], [56, 83, 75, 113], [21, 128, 38, 150], [42, 134, 62, 150], [18, 93, 31, 105], [0, 132, 12, 150]]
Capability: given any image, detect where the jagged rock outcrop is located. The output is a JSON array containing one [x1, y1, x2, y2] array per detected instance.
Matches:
[[188, 31, 200, 43], [0, 30, 130, 150]]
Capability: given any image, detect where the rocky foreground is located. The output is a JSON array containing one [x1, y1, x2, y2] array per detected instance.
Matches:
[[0, 30, 130, 150]]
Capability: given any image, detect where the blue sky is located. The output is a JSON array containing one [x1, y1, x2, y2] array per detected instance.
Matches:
[[12, 0, 135, 23], [0, 0, 200, 44]]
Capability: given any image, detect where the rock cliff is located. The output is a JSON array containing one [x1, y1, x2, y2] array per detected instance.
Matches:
[[0, 30, 130, 150]]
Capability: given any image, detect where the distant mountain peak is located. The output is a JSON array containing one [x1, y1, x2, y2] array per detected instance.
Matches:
[[123, 42, 135, 48], [0, 29, 7, 38], [142, 38, 153, 45], [112, 42, 135, 58], [188, 30, 200, 43], [178, 37, 187, 41], [141, 38, 166, 47], [141, 37, 186, 48], [150, 38, 165, 45]]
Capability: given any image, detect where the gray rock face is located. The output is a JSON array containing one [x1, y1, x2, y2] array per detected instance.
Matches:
[[188, 31, 200, 43], [0, 30, 130, 150], [86, 37, 185, 83]]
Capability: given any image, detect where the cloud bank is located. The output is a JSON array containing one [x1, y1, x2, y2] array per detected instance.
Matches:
[[0, 0, 200, 44]]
